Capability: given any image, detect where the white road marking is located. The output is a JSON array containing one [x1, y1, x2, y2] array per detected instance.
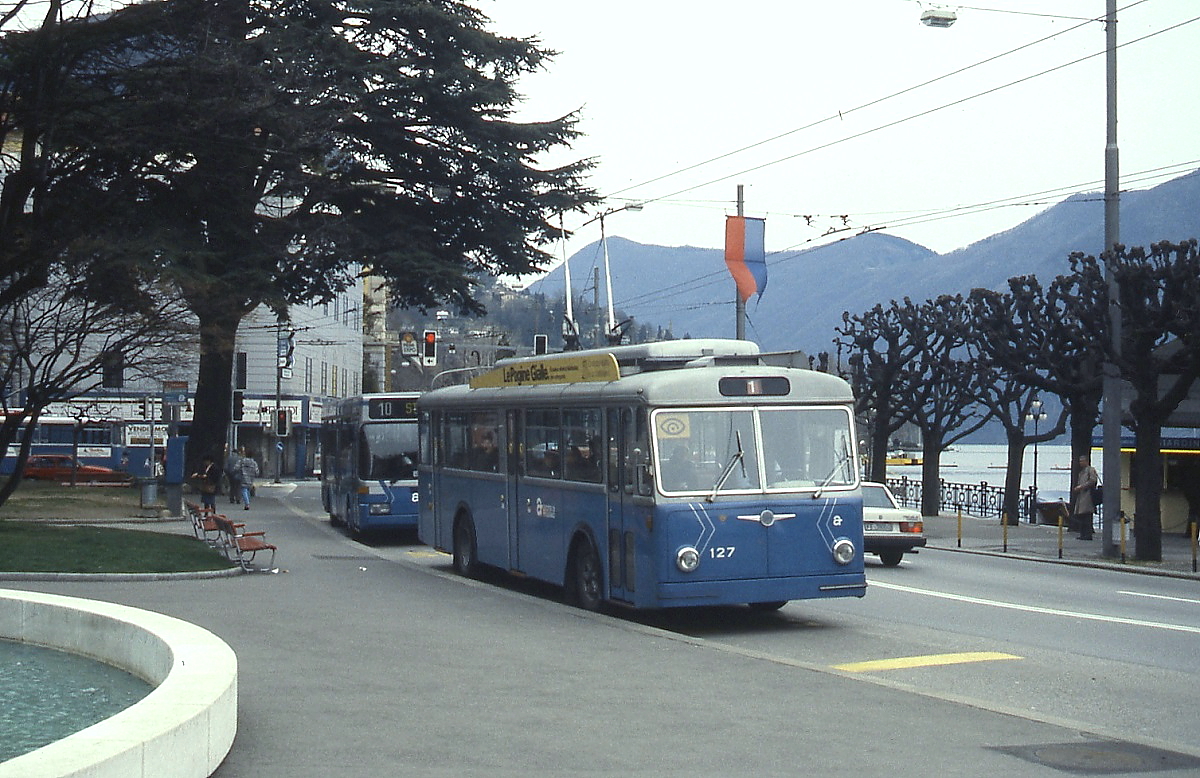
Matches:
[[1118, 590, 1200, 606], [873, 580, 1200, 635]]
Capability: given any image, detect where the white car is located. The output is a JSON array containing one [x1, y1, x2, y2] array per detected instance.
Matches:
[[862, 481, 926, 566]]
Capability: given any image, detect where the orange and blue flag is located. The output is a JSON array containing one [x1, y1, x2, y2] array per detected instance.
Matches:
[[724, 216, 767, 303]]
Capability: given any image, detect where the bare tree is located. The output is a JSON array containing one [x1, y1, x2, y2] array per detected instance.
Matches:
[[900, 296, 992, 517], [0, 271, 193, 507], [966, 353, 1067, 523], [1071, 242, 1200, 561], [835, 301, 925, 482]]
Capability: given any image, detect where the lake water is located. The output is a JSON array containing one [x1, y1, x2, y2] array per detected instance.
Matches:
[[0, 638, 152, 762], [886, 443, 1075, 502]]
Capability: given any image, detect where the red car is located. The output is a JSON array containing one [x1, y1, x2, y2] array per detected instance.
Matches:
[[21, 454, 132, 483]]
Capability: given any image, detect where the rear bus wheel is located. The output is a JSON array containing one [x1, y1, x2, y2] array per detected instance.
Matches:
[[569, 538, 604, 612], [452, 516, 479, 578]]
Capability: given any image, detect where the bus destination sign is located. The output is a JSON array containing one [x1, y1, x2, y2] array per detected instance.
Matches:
[[470, 354, 620, 389], [368, 398, 419, 420]]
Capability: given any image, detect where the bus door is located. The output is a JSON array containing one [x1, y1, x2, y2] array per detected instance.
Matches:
[[605, 407, 641, 603], [505, 409, 522, 571]]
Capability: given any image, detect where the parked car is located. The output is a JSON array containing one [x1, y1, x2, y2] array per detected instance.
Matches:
[[862, 481, 926, 566], [21, 454, 132, 484]]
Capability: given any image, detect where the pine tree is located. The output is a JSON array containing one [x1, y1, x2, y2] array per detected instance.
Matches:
[[2, 0, 597, 466]]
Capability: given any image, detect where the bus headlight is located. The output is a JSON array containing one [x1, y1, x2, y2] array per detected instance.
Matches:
[[676, 546, 700, 573], [832, 538, 856, 565]]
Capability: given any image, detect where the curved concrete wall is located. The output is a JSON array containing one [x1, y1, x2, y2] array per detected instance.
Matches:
[[0, 589, 237, 778]]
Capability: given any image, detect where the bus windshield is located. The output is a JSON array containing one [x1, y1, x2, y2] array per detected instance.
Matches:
[[359, 421, 419, 481], [654, 407, 855, 495]]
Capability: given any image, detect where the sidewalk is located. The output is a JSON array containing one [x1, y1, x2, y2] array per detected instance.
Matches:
[[11, 483, 1199, 580], [923, 511, 1200, 579]]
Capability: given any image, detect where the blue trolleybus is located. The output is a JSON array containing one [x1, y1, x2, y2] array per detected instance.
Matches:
[[0, 413, 128, 475], [417, 340, 866, 611], [321, 393, 421, 534]]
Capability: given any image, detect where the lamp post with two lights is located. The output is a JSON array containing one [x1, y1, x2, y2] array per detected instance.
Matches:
[[1026, 398, 1048, 497], [564, 202, 643, 349]]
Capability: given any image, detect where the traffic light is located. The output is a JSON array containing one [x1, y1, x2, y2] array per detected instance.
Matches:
[[274, 408, 291, 437], [422, 330, 437, 366], [232, 391, 244, 422], [101, 351, 124, 388]]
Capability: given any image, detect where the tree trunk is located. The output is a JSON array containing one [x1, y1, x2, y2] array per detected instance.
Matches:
[[187, 308, 239, 474], [1002, 430, 1026, 524], [869, 421, 890, 483], [919, 429, 943, 518], [1067, 396, 1098, 474], [1132, 421, 1163, 562]]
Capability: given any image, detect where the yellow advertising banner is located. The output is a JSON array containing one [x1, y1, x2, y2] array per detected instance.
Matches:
[[469, 353, 620, 389]]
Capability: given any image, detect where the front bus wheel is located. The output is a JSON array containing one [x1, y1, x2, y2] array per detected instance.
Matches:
[[569, 538, 604, 612]]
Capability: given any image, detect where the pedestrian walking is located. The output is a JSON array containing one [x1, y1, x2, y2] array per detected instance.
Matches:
[[1071, 454, 1099, 540], [237, 449, 260, 509], [225, 445, 243, 504], [190, 454, 221, 511]]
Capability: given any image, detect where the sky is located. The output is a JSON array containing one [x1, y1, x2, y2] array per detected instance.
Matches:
[[479, 0, 1200, 279]]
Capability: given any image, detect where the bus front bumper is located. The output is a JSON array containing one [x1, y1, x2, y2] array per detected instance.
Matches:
[[654, 573, 867, 608]]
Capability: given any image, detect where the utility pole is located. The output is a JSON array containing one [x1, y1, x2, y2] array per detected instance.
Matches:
[[735, 184, 745, 340], [274, 315, 284, 484], [1101, 0, 1121, 556]]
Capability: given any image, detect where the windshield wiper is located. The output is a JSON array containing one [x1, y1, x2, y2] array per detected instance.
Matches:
[[707, 430, 745, 503], [813, 445, 852, 499]]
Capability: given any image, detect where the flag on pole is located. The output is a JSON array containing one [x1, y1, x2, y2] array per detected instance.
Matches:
[[724, 215, 767, 303]]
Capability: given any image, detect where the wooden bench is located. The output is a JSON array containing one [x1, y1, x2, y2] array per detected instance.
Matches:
[[212, 515, 278, 572], [185, 501, 224, 546]]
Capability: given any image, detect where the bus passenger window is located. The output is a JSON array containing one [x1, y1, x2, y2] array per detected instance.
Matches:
[[524, 409, 560, 479], [563, 408, 603, 483], [444, 412, 472, 469], [466, 411, 500, 473]]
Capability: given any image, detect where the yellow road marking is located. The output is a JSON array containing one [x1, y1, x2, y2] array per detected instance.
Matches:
[[406, 550, 446, 559], [832, 651, 1022, 673]]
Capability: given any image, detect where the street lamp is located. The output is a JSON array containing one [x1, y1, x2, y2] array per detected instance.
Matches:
[[1026, 398, 1048, 497], [921, 7, 957, 28], [922, 0, 1121, 554]]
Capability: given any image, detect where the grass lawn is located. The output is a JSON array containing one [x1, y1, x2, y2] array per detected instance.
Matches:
[[0, 480, 234, 573]]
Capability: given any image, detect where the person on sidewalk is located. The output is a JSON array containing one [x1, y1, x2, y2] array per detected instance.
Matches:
[[190, 454, 221, 511], [224, 445, 243, 505], [1071, 454, 1099, 540], [236, 449, 261, 510]]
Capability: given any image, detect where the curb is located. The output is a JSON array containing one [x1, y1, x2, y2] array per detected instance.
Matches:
[[0, 568, 242, 582], [926, 543, 1200, 581]]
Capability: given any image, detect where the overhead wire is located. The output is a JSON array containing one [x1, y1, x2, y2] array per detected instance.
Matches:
[[589, 0, 1186, 241], [605, 5, 1109, 200], [552, 4, 1200, 322], [605, 157, 1200, 315], [634, 10, 1200, 211]]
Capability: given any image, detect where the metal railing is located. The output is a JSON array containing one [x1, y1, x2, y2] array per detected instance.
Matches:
[[886, 475, 1101, 523]]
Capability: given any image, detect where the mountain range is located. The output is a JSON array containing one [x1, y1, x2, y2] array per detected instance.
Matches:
[[526, 169, 1200, 357]]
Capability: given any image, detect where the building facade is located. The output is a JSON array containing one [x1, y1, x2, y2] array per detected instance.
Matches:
[[39, 281, 364, 481]]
